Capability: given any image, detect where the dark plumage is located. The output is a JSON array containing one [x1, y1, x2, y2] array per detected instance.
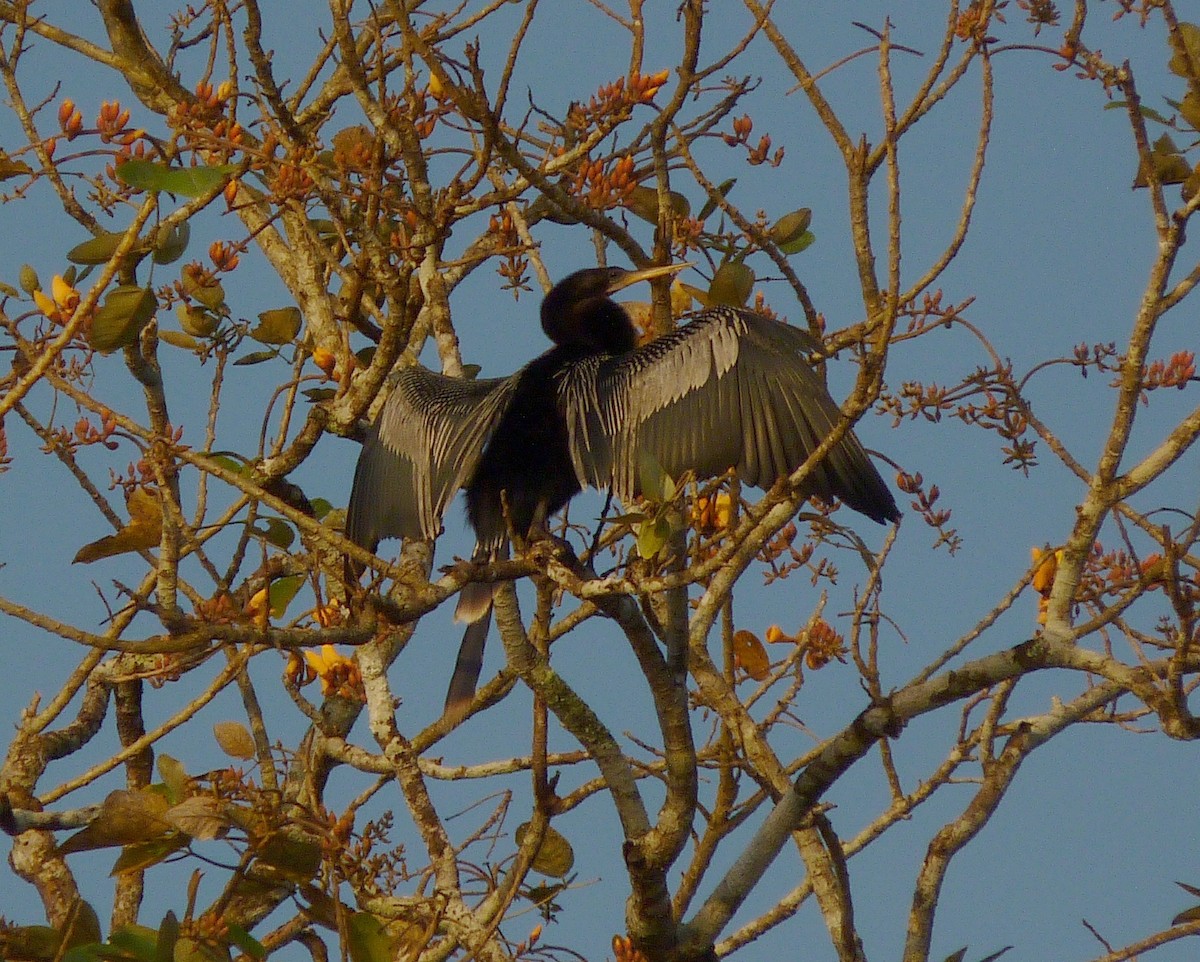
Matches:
[[347, 265, 899, 717]]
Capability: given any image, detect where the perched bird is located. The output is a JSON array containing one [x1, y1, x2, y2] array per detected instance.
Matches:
[[347, 265, 899, 717]]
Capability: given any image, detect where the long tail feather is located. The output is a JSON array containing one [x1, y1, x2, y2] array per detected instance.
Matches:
[[444, 608, 492, 721], [454, 580, 496, 624]]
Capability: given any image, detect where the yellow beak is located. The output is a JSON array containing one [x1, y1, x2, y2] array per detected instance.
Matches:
[[605, 261, 692, 295]]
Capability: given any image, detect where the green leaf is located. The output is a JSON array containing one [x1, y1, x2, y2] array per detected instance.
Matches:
[[624, 184, 691, 224], [180, 270, 225, 312], [769, 208, 816, 254], [64, 902, 103, 951], [177, 301, 221, 340], [157, 329, 199, 350], [250, 306, 302, 344], [346, 912, 397, 962], [256, 832, 323, 882], [59, 791, 172, 856], [707, 261, 754, 307], [1168, 22, 1200, 81], [19, 264, 40, 293], [107, 925, 159, 959], [636, 449, 674, 503], [67, 231, 130, 265], [209, 453, 249, 475], [697, 177, 737, 222], [89, 285, 157, 353], [2, 924, 65, 960], [255, 517, 296, 550], [234, 349, 279, 366], [311, 498, 334, 520], [152, 221, 190, 265], [110, 834, 189, 875], [268, 574, 304, 616], [302, 387, 337, 402], [157, 754, 189, 804], [779, 229, 815, 255], [155, 912, 179, 962], [515, 822, 575, 877], [1104, 100, 1170, 125], [225, 926, 266, 960], [117, 159, 237, 198], [636, 514, 672, 560], [1134, 133, 1192, 187], [768, 207, 812, 246]]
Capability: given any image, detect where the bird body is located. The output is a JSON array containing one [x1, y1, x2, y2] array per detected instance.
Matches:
[[465, 345, 589, 554], [347, 266, 899, 717]]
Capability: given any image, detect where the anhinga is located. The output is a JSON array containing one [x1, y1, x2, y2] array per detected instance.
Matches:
[[347, 265, 900, 717]]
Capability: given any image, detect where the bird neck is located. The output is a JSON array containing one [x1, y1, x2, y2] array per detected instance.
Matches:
[[541, 297, 638, 354]]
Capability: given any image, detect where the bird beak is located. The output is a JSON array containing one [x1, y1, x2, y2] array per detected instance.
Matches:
[[606, 262, 692, 294]]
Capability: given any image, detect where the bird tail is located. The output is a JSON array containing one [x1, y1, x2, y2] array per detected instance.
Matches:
[[454, 580, 495, 624], [444, 608, 492, 721], [444, 545, 503, 720]]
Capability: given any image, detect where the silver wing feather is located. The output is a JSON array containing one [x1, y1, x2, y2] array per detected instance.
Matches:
[[560, 306, 898, 524], [346, 367, 518, 549]]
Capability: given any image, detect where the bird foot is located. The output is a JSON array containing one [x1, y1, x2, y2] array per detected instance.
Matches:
[[525, 532, 575, 567]]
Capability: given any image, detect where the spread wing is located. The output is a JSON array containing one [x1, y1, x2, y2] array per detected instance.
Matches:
[[559, 306, 899, 524], [347, 367, 518, 549]]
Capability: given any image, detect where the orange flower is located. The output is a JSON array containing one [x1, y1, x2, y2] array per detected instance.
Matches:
[[33, 274, 80, 324], [804, 619, 846, 670], [245, 586, 271, 627], [311, 347, 338, 379], [310, 600, 345, 627], [1031, 546, 1062, 596], [632, 69, 670, 103], [303, 644, 364, 700], [58, 99, 83, 139]]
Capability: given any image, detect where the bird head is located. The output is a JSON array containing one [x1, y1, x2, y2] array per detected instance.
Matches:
[[540, 263, 689, 353]]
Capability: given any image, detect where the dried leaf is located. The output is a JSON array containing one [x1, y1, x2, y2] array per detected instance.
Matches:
[[164, 796, 230, 840], [214, 720, 257, 760], [57, 790, 172, 854], [73, 487, 163, 563], [0, 153, 33, 180], [733, 629, 770, 681]]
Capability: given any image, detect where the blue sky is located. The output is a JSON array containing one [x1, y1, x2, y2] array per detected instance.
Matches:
[[2, 4, 1199, 961]]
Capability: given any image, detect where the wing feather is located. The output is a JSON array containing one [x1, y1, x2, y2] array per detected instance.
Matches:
[[560, 306, 899, 524], [347, 368, 517, 549]]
